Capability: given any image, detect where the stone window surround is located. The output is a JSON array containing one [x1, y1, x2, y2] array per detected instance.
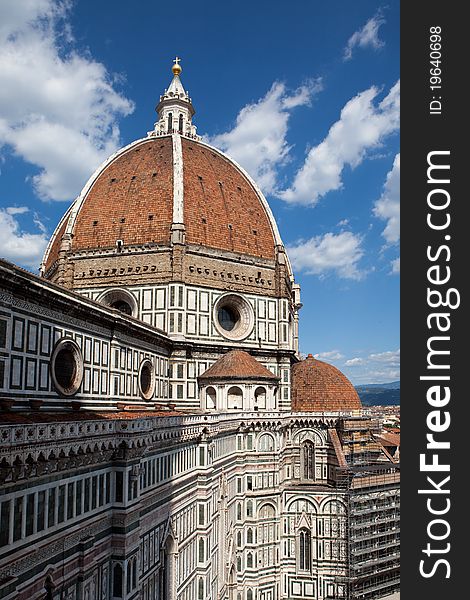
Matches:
[[50, 338, 84, 397], [212, 293, 254, 341]]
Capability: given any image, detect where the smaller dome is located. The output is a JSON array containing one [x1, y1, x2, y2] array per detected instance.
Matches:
[[198, 350, 279, 382], [291, 354, 361, 412]]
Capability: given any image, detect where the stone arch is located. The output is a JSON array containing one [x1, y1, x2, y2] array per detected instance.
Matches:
[[286, 497, 319, 514], [97, 288, 138, 318], [257, 432, 275, 452], [205, 386, 216, 410], [161, 528, 178, 600], [254, 386, 267, 409], [320, 498, 347, 515], [293, 428, 325, 446], [44, 573, 56, 600], [227, 386, 243, 410], [258, 502, 276, 519], [301, 440, 315, 480]]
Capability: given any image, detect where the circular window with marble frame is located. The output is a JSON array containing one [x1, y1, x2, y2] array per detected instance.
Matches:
[[50, 338, 84, 397], [138, 358, 156, 401], [213, 293, 254, 341]]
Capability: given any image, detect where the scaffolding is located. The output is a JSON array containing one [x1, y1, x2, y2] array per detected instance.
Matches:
[[336, 419, 400, 600]]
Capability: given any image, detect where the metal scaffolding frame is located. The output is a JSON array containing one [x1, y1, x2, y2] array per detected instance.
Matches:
[[335, 419, 400, 600]]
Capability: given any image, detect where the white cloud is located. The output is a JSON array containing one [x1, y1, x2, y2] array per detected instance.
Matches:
[[344, 11, 386, 61], [0, 0, 55, 42], [287, 231, 365, 280], [0, 207, 48, 268], [346, 348, 400, 370], [345, 357, 364, 366], [355, 368, 400, 384], [279, 81, 400, 206], [391, 257, 400, 274], [369, 349, 400, 365], [344, 348, 400, 384], [314, 350, 344, 361], [6, 206, 29, 215], [208, 79, 322, 194], [0, 0, 134, 201], [374, 154, 400, 244]]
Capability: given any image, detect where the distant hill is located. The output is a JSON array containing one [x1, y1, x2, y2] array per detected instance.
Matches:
[[355, 381, 400, 406]]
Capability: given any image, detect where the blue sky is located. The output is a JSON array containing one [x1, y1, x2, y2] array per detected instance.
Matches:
[[0, 0, 400, 384]]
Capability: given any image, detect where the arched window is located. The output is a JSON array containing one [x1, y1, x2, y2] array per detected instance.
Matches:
[[206, 387, 216, 410], [198, 577, 204, 599], [179, 114, 184, 133], [258, 433, 274, 452], [303, 441, 315, 480], [247, 552, 253, 568], [237, 503, 242, 521], [44, 575, 55, 600], [247, 590, 253, 600], [198, 538, 205, 563], [228, 386, 243, 410], [237, 556, 242, 572], [167, 113, 173, 133], [237, 531, 242, 547], [258, 503, 276, 519], [113, 563, 123, 597], [131, 558, 137, 589], [298, 528, 311, 571], [246, 500, 253, 518], [254, 386, 266, 409], [247, 528, 253, 544], [126, 561, 132, 593], [98, 288, 138, 319], [111, 299, 132, 314]]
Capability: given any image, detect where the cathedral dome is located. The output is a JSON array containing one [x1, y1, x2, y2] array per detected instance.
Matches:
[[42, 135, 279, 275], [291, 354, 361, 412], [41, 59, 284, 278]]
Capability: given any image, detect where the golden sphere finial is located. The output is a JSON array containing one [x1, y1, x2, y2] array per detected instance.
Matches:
[[172, 56, 182, 76]]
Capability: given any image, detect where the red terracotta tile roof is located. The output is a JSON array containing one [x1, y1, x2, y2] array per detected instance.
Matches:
[[291, 354, 361, 412], [44, 136, 277, 272], [182, 139, 275, 258], [375, 432, 400, 447], [198, 350, 279, 381], [0, 409, 181, 425], [71, 138, 174, 254]]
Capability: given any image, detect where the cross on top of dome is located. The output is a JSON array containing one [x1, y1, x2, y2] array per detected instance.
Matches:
[[172, 56, 182, 76], [151, 57, 200, 140]]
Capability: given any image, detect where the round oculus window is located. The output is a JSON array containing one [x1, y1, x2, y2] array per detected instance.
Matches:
[[213, 294, 254, 341], [51, 339, 84, 396], [217, 305, 239, 332], [110, 299, 133, 315], [98, 288, 138, 318], [139, 359, 155, 400]]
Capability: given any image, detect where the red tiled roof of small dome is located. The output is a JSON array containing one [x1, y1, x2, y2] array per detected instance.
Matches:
[[198, 350, 279, 381], [291, 354, 361, 412]]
